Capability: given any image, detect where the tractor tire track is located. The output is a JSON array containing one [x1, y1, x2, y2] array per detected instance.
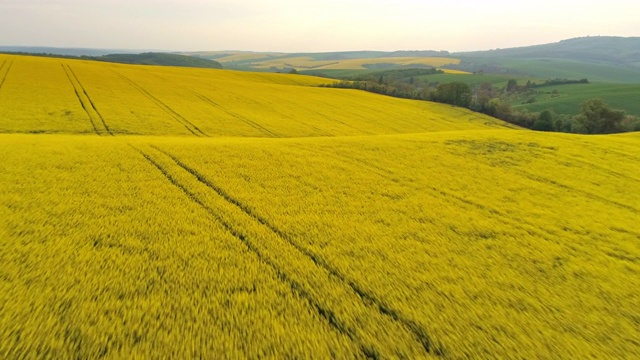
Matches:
[[111, 70, 207, 137], [240, 95, 335, 137], [61, 64, 100, 135], [255, 87, 368, 134], [550, 150, 640, 183], [289, 144, 577, 243], [315, 143, 637, 249], [0, 60, 14, 93], [133, 145, 385, 358], [65, 65, 113, 136], [149, 144, 442, 357], [511, 169, 639, 213], [192, 92, 278, 137]]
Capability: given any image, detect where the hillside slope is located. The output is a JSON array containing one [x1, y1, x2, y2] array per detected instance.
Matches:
[[94, 53, 222, 69], [1, 131, 638, 358], [0, 54, 512, 137], [0, 53, 638, 358], [459, 36, 640, 68]]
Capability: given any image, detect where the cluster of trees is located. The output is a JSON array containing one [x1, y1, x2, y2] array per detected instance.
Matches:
[[321, 74, 639, 134], [469, 81, 639, 133], [319, 68, 444, 101]]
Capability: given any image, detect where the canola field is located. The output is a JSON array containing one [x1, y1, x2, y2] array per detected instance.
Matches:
[[0, 55, 499, 137], [248, 56, 461, 71], [189, 51, 463, 72], [1, 54, 639, 358]]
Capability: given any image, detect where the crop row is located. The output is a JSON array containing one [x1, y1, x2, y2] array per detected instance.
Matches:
[[0, 53, 516, 137]]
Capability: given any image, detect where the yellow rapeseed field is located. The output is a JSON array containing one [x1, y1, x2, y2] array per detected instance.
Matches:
[[0, 53, 638, 358], [250, 56, 461, 70], [0, 54, 505, 137]]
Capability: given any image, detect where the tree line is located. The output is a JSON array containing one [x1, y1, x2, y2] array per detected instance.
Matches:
[[320, 74, 639, 134]]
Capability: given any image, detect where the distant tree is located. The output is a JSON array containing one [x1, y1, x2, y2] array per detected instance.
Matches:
[[621, 115, 640, 132], [574, 99, 625, 134], [506, 79, 518, 92], [555, 114, 574, 133], [484, 98, 512, 119], [532, 110, 555, 131], [471, 82, 496, 111], [434, 82, 472, 107]]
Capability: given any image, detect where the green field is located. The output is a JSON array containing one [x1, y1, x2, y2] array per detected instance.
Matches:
[[1, 54, 639, 358], [466, 57, 640, 83], [408, 71, 640, 117], [418, 73, 539, 87], [513, 83, 640, 116]]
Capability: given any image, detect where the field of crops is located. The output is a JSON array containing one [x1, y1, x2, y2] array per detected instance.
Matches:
[[512, 82, 640, 116], [202, 51, 461, 72], [477, 57, 640, 84], [250, 56, 460, 71], [0, 55, 505, 137], [1, 53, 639, 358]]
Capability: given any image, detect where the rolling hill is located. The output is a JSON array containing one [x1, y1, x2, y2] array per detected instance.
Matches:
[[188, 51, 461, 73], [459, 36, 640, 68], [0, 53, 638, 358], [446, 37, 640, 84], [93, 53, 222, 69], [0, 54, 507, 136]]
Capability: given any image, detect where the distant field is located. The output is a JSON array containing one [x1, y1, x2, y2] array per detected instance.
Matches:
[[418, 73, 540, 87], [195, 51, 462, 72], [513, 83, 640, 116], [467, 57, 640, 83], [243, 56, 460, 71], [1, 53, 639, 358], [410, 72, 640, 117]]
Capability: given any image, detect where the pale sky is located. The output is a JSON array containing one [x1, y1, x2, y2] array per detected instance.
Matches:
[[1, 0, 638, 52]]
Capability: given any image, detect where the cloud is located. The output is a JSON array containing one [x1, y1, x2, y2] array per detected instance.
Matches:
[[1, 0, 638, 51]]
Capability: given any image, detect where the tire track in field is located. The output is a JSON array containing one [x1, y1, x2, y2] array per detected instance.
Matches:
[[132, 146, 380, 358], [511, 168, 639, 213], [290, 144, 576, 244], [317, 142, 638, 248], [191, 92, 279, 137], [262, 89, 372, 135], [148, 144, 442, 357], [237, 95, 336, 137], [65, 65, 113, 136], [61, 64, 100, 135], [0, 59, 14, 93], [111, 70, 207, 137], [577, 140, 640, 163], [552, 150, 640, 183]]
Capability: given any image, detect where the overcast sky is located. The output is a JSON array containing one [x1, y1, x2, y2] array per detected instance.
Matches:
[[1, 0, 638, 52]]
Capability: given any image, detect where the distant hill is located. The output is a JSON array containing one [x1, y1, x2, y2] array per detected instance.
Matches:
[[458, 36, 640, 69], [0, 50, 222, 70], [94, 53, 222, 69], [0, 46, 143, 57]]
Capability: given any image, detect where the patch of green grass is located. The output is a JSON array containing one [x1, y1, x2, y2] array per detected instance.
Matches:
[[513, 83, 640, 116], [418, 73, 541, 87], [476, 58, 640, 83], [299, 69, 370, 78]]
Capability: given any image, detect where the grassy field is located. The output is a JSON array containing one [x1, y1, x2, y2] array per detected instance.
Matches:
[[412, 72, 640, 117], [513, 82, 640, 116], [417, 73, 539, 87], [1, 54, 639, 358], [466, 57, 640, 84]]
